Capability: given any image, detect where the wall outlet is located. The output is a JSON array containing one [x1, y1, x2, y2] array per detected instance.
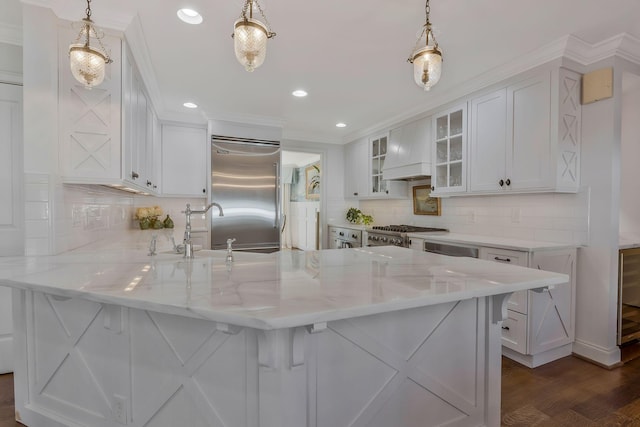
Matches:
[[112, 394, 127, 425]]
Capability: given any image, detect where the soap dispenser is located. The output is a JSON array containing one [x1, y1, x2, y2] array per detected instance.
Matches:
[[226, 238, 236, 263]]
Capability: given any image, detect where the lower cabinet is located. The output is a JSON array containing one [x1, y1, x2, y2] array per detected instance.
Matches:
[[479, 246, 577, 367]]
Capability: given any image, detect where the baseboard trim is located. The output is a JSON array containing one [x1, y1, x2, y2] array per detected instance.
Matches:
[[572, 339, 621, 368]]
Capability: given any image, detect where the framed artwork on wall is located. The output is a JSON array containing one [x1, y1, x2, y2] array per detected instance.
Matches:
[[413, 185, 441, 216], [305, 164, 320, 200]]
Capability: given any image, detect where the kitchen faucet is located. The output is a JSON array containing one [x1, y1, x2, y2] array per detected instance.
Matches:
[[182, 202, 224, 258]]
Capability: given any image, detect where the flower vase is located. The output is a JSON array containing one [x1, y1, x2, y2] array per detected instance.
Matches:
[[139, 218, 151, 230]]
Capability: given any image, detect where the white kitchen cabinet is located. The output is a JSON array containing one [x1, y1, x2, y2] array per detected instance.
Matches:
[[160, 124, 207, 197], [468, 67, 581, 194], [344, 136, 406, 199], [344, 139, 368, 198], [122, 46, 160, 194], [479, 246, 577, 367], [58, 28, 122, 184], [469, 89, 507, 192], [291, 202, 319, 250], [431, 104, 467, 195], [408, 237, 425, 251], [383, 116, 432, 180]]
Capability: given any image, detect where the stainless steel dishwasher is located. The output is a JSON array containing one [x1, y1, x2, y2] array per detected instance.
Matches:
[[424, 241, 479, 258]]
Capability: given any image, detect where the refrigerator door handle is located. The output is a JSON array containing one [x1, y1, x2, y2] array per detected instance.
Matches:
[[274, 162, 280, 229]]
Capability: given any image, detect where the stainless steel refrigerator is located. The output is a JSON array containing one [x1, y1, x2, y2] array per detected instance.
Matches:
[[210, 136, 281, 252]]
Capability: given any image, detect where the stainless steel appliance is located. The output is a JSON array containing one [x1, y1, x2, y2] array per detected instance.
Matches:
[[211, 135, 281, 253], [366, 225, 448, 247], [424, 241, 479, 258], [329, 226, 362, 249], [618, 248, 640, 345]]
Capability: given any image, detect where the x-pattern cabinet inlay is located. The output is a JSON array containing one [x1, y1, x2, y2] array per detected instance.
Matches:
[[18, 289, 508, 427]]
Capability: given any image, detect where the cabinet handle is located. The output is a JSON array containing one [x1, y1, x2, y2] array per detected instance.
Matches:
[[499, 179, 504, 187], [501, 326, 510, 331], [505, 178, 511, 186], [431, 186, 435, 191], [131, 171, 139, 179], [494, 256, 511, 262], [146, 180, 152, 187]]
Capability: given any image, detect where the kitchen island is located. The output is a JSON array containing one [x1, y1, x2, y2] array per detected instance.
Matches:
[[0, 246, 568, 427]]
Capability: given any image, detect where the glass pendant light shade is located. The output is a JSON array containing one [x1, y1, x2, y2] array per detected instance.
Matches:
[[411, 46, 442, 91], [69, 43, 108, 88], [232, 0, 275, 72], [408, 0, 443, 91], [234, 18, 269, 72], [68, 1, 112, 89]]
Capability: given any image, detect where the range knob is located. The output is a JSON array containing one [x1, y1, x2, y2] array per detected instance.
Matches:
[[381, 237, 388, 243]]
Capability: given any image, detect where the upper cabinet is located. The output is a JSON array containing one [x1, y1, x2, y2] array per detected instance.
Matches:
[[431, 104, 467, 195], [59, 33, 161, 195], [468, 67, 581, 195], [344, 134, 407, 200], [344, 139, 368, 198], [122, 45, 160, 194], [58, 28, 123, 184], [160, 124, 208, 197], [383, 116, 432, 180]]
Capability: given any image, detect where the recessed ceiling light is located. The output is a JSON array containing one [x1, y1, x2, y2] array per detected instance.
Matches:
[[183, 102, 198, 109], [292, 90, 308, 97], [336, 123, 347, 128], [177, 9, 203, 25]]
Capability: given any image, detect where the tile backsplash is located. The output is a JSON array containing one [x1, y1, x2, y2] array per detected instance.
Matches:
[[24, 173, 209, 256], [359, 182, 590, 245]]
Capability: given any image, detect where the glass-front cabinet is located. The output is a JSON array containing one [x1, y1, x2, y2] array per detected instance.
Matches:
[[432, 104, 467, 194], [371, 134, 388, 195]]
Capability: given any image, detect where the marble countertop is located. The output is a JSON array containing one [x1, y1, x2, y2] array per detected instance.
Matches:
[[0, 246, 567, 330], [406, 232, 578, 252]]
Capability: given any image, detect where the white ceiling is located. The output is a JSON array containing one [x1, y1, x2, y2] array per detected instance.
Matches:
[[3, 0, 640, 144]]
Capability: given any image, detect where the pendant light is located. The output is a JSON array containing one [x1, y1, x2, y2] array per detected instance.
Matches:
[[407, 0, 443, 91], [68, 0, 113, 89], [232, 0, 276, 72]]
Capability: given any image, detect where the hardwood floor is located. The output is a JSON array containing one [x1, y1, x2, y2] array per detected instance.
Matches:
[[502, 355, 640, 426], [2, 355, 640, 426]]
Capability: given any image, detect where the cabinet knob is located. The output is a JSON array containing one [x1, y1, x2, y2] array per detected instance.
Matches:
[[354, 192, 358, 196], [431, 186, 435, 191], [153, 185, 157, 189], [131, 171, 139, 179], [146, 180, 152, 187], [499, 179, 504, 187], [202, 188, 206, 194], [505, 178, 511, 186]]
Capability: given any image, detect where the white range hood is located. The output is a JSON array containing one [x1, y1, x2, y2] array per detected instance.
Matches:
[[382, 116, 432, 180]]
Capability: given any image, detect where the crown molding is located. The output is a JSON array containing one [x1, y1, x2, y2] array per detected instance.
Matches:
[[21, 0, 132, 31], [0, 23, 22, 46], [343, 33, 640, 143]]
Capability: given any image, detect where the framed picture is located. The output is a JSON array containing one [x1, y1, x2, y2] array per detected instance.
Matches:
[[413, 185, 441, 216], [305, 164, 320, 200]]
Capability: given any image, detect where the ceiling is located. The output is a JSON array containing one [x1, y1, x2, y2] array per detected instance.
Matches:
[[3, 0, 640, 144]]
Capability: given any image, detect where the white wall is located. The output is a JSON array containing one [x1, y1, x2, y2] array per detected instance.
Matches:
[[620, 73, 640, 235]]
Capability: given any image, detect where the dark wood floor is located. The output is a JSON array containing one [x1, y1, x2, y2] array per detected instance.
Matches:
[[3, 355, 640, 426]]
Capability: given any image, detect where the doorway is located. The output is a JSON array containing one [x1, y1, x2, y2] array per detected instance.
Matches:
[[281, 151, 321, 251]]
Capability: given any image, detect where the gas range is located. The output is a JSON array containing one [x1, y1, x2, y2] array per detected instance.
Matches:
[[366, 225, 448, 247]]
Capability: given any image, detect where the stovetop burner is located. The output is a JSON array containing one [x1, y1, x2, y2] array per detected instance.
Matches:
[[371, 225, 448, 233]]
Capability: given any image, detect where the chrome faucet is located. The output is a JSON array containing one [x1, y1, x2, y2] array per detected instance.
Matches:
[[182, 202, 224, 258]]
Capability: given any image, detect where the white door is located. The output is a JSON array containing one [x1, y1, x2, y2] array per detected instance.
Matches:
[[0, 82, 23, 373]]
